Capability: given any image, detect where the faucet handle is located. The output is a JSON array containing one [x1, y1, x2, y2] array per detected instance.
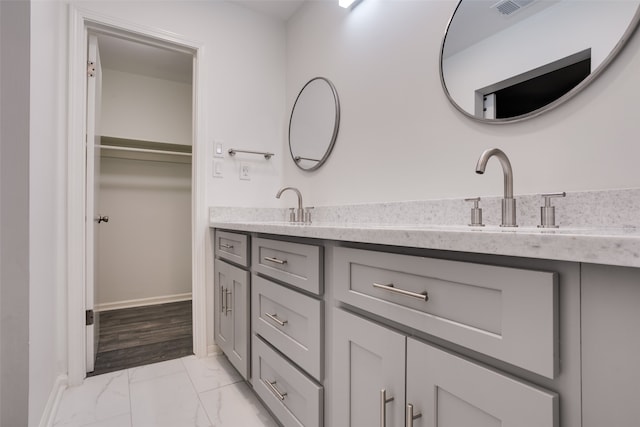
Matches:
[[303, 207, 314, 224], [464, 197, 484, 227], [538, 192, 566, 228]]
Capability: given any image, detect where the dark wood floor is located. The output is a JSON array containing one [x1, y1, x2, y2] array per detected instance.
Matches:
[[89, 300, 194, 376]]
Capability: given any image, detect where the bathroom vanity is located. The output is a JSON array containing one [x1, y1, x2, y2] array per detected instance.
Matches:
[[210, 198, 640, 427]]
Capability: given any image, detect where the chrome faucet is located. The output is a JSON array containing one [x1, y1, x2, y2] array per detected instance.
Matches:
[[475, 148, 517, 227], [276, 186, 311, 223]]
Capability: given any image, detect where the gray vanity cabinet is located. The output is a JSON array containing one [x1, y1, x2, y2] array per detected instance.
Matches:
[[333, 308, 559, 427], [581, 264, 640, 427], [333, 246, 558, 379], [251, 236, 324, 427], [253, 275, 323, 380], [215, 230, 249, 267], [332, 308, 406, 427], [214, 230, 251, 380], [406, 338, 558, 427], [214, 258, 250, 379], [253, 237, 323, 295]]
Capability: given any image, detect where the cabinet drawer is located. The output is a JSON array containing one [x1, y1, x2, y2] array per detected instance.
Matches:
[[407, 337, 558, 427], [333, 246, 558, 378], [253, 237, 322, 295], [215, 230, 249, 267], [253, 275, 323, 380], [252, 335, 323, 427]]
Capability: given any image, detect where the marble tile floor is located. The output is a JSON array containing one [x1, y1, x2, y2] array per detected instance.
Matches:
[[53, 354, 279, 427]]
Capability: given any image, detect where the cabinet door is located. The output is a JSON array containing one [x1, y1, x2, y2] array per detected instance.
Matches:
[[214, 259, 250, 379], [406, 338, 558, 427], [332, 309, 405, 427]]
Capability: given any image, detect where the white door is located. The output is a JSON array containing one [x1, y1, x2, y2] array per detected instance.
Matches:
[[86, 33, 103, 372]]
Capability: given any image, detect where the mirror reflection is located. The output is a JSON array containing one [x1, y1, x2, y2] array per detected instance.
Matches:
[[289, 77, 340, 171], [440, 0, 640, 122]]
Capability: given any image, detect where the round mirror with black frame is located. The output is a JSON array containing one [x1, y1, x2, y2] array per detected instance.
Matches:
[[440, 0, 640, 123], [289, 77, 340, 171]]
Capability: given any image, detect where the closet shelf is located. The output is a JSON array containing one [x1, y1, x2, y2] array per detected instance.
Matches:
[[99, 145, 191, 157], [99, 136, 192, 164]]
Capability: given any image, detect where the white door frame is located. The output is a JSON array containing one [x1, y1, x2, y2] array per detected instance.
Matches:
[[67, 6, 208, 386]]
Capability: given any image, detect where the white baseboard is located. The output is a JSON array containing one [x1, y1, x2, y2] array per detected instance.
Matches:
[[208, 344, 222, 356], [96, 293, 192, 312], [38, 374, 68, 427]]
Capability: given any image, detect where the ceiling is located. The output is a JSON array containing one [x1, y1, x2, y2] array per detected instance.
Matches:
[[443, 0, 560, 58], [231, 0, 307, 21], [97, 34, 193, 84], [96, 0, 307, 83]]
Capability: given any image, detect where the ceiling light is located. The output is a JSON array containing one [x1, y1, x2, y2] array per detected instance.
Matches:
[[339, 0, 363, 9]]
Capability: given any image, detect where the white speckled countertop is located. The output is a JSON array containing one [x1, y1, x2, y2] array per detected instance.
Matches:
[[210, 189, 640, 268]]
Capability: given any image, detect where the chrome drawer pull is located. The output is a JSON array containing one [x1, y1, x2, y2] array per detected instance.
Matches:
[[264, 256, 287, 265], [373, 283, 429, 302], [225, 289, 232, 315], [219, 243, 234, 249], [406, 403, 422, 427], [263, 379, 287, 401], [265, 312, 288, 327], [220, 286, 226, 313], [380, 389, 394, 427]]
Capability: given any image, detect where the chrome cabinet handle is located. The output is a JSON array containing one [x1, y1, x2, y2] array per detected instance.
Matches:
[[265, 312, 288, 327], [380, 389, 394, 427], [406, 404, 422, 427], [263, 379, 287, 401], [264, 256, 287, 265], [219, 243, 234, 249], [220, 286, 226, 313], [225, 289, 232, 315], [373, 283, 429, 302]]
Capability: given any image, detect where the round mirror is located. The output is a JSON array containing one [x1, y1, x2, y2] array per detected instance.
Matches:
[[440, 0, 640, 123], [289, 77, 340, 171]]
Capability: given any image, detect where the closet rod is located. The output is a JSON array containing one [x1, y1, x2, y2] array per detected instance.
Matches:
[[99, 145, 192, 157]]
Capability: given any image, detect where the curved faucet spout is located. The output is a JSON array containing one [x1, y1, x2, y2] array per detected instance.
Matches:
[[276, 186, 303, 210], [475, 148, 513, 199]]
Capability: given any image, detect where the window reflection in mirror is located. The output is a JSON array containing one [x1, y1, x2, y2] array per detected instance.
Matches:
[[440, 0, 640, 123]]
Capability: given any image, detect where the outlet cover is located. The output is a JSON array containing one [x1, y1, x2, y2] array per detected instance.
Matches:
[[213, 160, 223, 178], [240, 162, 250, 180]]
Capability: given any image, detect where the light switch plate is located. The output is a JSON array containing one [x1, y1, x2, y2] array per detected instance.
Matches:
[[213, 140, 224, 158], [240, 162, 250, 180]]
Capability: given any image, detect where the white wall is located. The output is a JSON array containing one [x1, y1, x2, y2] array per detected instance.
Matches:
[[101, 69, 193, 145], [29, 1, 68, 425], [28, 0, 286, 422], [97, 156, 192, 307], [284, 0, 640, 206], [1, 1, 30, 425], [71, 0, 287, 208]]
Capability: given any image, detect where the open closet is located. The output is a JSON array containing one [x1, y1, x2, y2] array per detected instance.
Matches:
[[89, 33, 195, 375]]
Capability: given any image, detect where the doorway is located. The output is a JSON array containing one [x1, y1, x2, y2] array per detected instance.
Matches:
[[87, 33, 195, 375], [67, 8, 208, 385]]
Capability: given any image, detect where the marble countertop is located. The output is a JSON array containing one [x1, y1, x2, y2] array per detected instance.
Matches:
[[210, 220, 640, 268], [209, 189, 640, 268]]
